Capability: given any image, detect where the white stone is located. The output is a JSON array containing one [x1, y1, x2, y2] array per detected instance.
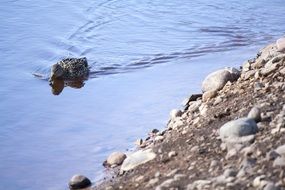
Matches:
[[120, 149, 156, 172]]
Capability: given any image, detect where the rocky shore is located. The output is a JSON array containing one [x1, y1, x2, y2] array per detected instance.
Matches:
[[70, 37, 285, 190]]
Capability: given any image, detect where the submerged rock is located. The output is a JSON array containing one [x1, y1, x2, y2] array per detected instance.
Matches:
[[68, 174, 91, 190], [120, 149, 156, 172], [219, 118, 258, 140]]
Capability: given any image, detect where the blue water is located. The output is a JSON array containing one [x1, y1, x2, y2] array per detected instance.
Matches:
[[0, 0, 284, 189]]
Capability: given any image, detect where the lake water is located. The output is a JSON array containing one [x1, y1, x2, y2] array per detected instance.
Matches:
[[0, 0, 284, 189]]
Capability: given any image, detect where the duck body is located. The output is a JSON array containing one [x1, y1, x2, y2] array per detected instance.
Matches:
[[51, 57, 89, 80]]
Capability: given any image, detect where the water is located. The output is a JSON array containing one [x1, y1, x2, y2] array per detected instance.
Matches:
[[0, 0, 284, 189]]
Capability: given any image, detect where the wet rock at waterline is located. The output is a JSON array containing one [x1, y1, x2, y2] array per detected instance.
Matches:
[[69, 175, 91, 190], [104, 152, 126, 167], [201, 67, 240, 92]]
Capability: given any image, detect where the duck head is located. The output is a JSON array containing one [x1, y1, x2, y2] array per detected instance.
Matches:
[[50, 64, 64, 80]]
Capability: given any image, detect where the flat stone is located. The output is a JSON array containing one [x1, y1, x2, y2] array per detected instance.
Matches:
[[247, 106, 261, 122], [120, 149, 156, 172], [68, 175, 91, 190], [106, 152, 126, 166], [219, 118, 258, 140], [276, 37, 285, 52], [201, 67, 240, 92]]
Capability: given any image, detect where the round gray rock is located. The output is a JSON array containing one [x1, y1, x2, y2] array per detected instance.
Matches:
[[69, 174, 91, 190], [248, 107, 261, 122], [219, 118, 258, 140], [202, 68, 240, 92], [106, 152, 126, 166]]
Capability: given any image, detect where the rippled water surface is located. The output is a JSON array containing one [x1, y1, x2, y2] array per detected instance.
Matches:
[[0, 0, 284, 189]]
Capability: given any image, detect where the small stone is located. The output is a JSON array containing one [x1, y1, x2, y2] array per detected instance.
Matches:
[[210, 160, 218, 168], [219, 118, 258, 140], [151, 129, 159, 134], [155, 172, 161, 178], [156, 179, 176, 189], [170, 109, 182, 119], [253, 175, 266, 187], [202, 90, 217, 102], [154, 135, 164, 142], [105, 152, 126, 166], [135, 176, 144, 182], [266, 150, 280, 161], [276, 37, 285, 52], [248, 106, 261, 122], [243, 70, 256, 80], [213, 96, 223, 105], [223, 168, 237, 177], [168, 151, 177, 158], [68, 174, 91, 190], [264, 182, 280, 190], [135, 139, 143, 146], [199, 104, 208, 117], [146, 178, 159, 187], [105, 186, 114, 190]]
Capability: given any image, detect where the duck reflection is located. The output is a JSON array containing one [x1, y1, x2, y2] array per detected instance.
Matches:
[[49, 78, 85, 95]]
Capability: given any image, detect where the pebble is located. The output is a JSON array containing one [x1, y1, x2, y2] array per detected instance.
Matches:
[[68, 174, 91, 190], [219, 118, 258, 140], [106, 152, 126, 166], [247, 106, 261, 122], [168, 151, 177, 158]]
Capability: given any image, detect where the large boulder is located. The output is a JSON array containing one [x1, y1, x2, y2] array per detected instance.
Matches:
[[219, 118, 258, 140], [202, 67, 240, 92]]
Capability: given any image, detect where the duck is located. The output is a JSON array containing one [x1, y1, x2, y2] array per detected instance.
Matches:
[[50, 57, 89, 80]]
